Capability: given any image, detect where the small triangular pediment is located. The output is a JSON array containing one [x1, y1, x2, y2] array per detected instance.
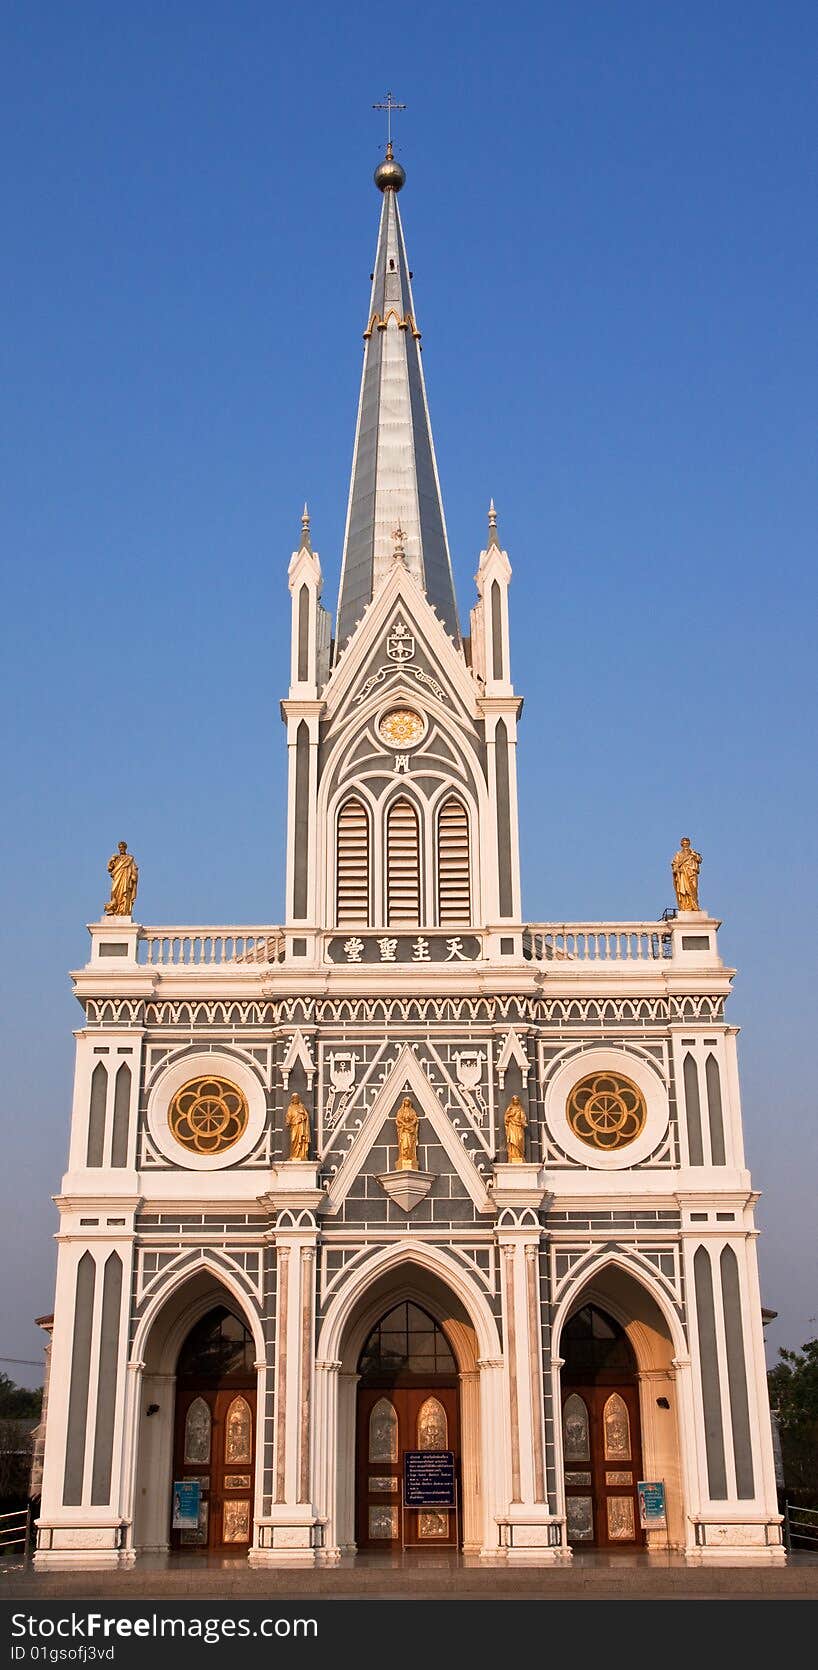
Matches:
[[496, 1029, 530, 1086], [324, 1045, 492, 1217], [281, 1029, 316, 1087]]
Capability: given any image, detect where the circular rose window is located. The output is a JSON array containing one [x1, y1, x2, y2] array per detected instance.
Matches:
[[378, 707, 425, 748], [168, 1076, 249, 1156], [566, 1072, 647, 1153]]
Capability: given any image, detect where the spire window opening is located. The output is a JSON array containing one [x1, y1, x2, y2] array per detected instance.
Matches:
[[336, 798, 371, 928], [386, 797, 421, 927], [437, 797, 471, 926]]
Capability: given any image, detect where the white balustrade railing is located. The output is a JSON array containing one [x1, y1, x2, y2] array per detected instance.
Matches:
[[131, 923, 677, 969], [523, 923, 674, 963], [137, 927, 285, 967]]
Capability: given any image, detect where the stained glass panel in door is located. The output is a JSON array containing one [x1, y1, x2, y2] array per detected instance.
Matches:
[[563, 1393, 590, 1461], [369, 1397, 398, 1463], [603, 1393, 631, 1461], [224, 1395, 252, 1464], [183, 1397, 211, 1464], [417, 1396, 448, 1450]]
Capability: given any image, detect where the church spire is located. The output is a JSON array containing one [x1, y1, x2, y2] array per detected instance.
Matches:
[[334, 146, 460, 658]]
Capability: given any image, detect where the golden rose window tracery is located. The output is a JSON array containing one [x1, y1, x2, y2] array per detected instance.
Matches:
[[566, 1072, 646, 1153], [168, 1076, 249, 1156], [378, 707, 425, 748]]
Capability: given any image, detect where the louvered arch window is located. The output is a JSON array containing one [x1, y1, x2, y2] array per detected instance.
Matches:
[[386, 796, 421, 927], [437, 796, 471, 925], [336, 796, 371, 927]]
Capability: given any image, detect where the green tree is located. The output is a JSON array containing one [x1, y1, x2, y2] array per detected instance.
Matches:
[[0, 1374, 42, 1420], [768, 1337, 818, 1501]]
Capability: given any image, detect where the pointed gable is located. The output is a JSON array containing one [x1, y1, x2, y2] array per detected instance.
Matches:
[[324, 1045, 492, 1217]]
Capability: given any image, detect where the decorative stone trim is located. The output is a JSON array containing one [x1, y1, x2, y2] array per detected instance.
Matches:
[[376, 1170, 435, 1213]]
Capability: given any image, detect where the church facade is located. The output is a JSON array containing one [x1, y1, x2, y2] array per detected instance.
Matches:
[[35, 143, 783, 1568]]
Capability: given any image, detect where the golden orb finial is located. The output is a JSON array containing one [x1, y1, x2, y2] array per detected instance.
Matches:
[[374, 140, 406, 193]]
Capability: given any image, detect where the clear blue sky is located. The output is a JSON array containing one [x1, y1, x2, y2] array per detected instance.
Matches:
[[1, 1, 816, 1384]]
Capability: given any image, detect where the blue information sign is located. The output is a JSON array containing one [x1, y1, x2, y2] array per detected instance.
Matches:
[[172, 1478, 201, 1529], [403, 1450, 456, 1508], [637, 1480, 667, 1530]]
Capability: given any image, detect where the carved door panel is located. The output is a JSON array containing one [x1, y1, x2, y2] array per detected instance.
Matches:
[[562, 1383, 644, 1548], [172, 1385, 256, 1552], [212, 1389, 255, 1551], [356, 1386, 460, 1549]]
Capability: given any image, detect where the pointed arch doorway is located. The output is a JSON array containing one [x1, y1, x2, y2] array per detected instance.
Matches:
[[170, 1306, 256, 1554], [561, 1304, 645, 1548], [355, 1301, 461, 1549]]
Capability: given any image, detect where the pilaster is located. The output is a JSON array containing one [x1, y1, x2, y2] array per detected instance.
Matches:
[[249, 1200, 322, 1566], [493, 1167, 564, 1562]]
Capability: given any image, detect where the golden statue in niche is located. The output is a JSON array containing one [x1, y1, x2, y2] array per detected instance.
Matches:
[[285, 1091, 311, 1162], [504, 1094, 527, 1164], [394, 1096, 419, 1171], [671, 836, 702, 912], [104, 841, 139, 917]]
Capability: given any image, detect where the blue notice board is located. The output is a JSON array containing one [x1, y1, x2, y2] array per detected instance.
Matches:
[[637, 1480, 667, 1530], [403, 1450, 456, 1508], [172, 1478, 201, 1529]]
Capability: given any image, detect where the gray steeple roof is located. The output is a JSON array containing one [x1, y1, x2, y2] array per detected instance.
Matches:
[[334, 156, 460, 657]]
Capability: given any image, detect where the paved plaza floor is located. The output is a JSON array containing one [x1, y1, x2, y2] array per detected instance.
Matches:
[[4, 1548, 818, 1600]]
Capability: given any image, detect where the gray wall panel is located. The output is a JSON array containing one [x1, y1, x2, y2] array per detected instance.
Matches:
[[110, 1064, 131, 1168], [86, 1063, 107, 1168], [683, 1054, 704, 1167], [720, 1247, 755, 1499], [495, 720, 513, 917], [297, 584, 310, 683], [91, 1253, 123, 1504], [491, 580, 503, 681], [706, 1055, 726, 1166], [293, 721, 310, 919], [693, 1245, 727, 1499], [63, 1253, 96, 1506]]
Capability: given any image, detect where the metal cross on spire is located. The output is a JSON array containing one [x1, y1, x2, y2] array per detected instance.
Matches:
[[373, 90, 406, 147]]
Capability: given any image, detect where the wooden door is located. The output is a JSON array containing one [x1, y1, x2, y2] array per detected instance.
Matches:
[[356, 1385, 460, 1548], [172, 1385, 256, 1553], [562, 1383, 644, 1547]]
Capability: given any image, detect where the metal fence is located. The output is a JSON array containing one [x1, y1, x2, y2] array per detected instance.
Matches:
[[0, 1504, 31, 1561], [783, 1501, 818, 1552]]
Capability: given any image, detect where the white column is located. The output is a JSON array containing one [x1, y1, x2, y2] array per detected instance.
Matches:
[[313, 1359, 342, 1562], [459, 1368, 482, 1553], [494, 1223, 562, 1563], [249, 1217, 320, 1566]]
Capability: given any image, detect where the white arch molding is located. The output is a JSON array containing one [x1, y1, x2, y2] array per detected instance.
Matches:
[[124, 1258, 267, 1558], [312, 1240, 505, 1561], [550, 1251, 693, 1553]]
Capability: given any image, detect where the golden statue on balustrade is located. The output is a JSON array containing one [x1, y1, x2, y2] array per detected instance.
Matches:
[[285, 1092, 311, 1162], [394, 1096, 419, 1171], [671, 836, 702, 913], [104, 841, 139, 917], [504, 1095, 528, 1163]]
